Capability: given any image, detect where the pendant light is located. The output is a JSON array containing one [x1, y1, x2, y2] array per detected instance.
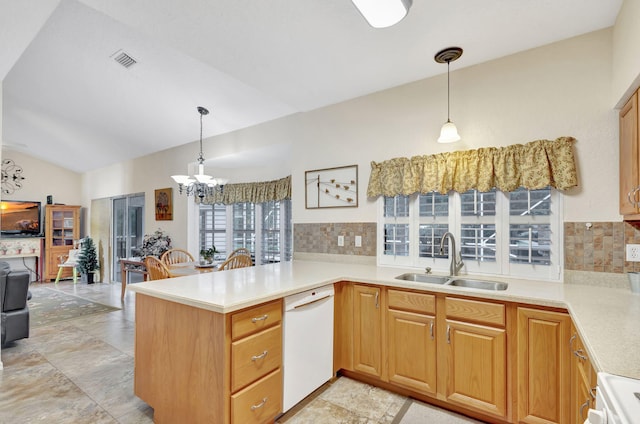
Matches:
[[435, 47, 463, 143], [351, 0, 412, 28], [171, 106, 226, 199]]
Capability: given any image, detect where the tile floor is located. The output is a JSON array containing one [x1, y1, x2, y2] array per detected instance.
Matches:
[[0, 280, 482, 423]]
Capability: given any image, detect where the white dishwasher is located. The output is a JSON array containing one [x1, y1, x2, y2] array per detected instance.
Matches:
[[283, 284, 335, 412]]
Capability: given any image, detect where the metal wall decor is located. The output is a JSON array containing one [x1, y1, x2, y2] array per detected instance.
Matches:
[[1, 159, 26, 194], [305, 165, 358, 209]]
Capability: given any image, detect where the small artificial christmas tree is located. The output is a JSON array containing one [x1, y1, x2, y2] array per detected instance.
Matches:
[[77, 236, 99, 283]]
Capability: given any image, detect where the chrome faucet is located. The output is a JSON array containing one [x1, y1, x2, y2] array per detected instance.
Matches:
[[440, 232, 464, 277]]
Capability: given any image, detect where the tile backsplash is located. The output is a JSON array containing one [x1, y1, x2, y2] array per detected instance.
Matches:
[[564, 221, 640, 273], [294, 221, 640, 274], [294, 223, 376, 256]]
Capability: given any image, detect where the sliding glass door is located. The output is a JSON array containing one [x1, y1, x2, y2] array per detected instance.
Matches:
[[112, 194, 144, 282]]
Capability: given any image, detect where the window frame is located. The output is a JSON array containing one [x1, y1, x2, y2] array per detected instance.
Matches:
[[377, 188, 563, 281], [198, 199, 293, 265]]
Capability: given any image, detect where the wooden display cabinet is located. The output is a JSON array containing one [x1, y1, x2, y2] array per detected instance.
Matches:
[[44, 205, 81, 281]]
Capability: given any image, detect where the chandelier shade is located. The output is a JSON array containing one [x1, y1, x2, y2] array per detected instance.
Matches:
[[171, 106, 227, 199], [351, 0, 412, 28], [435, 47, 463, 144]]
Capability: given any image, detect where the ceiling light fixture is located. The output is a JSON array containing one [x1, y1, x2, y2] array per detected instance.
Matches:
[[435, 47, 463, 143], [171, 106, 227, 199], [351, 0, 412, 28]]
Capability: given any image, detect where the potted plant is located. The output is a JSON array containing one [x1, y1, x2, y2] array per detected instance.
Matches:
[[77, 236, 100, 284], [199, 246, 219, 265], [139, 228, 172, 258]]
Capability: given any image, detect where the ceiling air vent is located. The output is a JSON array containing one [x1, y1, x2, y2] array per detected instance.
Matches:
[[112, 51, 137, 69]]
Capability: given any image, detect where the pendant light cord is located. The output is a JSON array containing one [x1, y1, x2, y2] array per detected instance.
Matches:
[[447, 60, 451, 122], [198, 108, 205, 165]]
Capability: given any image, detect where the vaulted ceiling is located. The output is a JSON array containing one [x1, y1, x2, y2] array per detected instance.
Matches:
[[0, 0, 623, 173]]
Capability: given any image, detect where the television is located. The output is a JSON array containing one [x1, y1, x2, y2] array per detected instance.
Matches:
[[0, 200, 42, 237]]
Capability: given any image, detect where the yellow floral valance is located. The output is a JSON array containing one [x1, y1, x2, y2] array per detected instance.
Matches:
[[200, 175, 291, 205], [367, 137, 578, 197]]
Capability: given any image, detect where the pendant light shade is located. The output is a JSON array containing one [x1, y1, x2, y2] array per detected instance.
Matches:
[[351, 0, 412, 28], [438, 120, 460, 144], [435, 47, 463, 144]]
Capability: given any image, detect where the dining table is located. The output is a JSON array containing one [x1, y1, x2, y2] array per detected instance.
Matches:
[[119, 258, 218, 300], [167, 262, 218, 277]]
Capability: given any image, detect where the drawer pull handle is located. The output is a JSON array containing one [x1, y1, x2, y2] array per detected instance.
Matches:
[[569, 334, 576, 349], [251, 350, 268, 361], [573, 348, 587, 361], [251, 314, 268, 323], [579, 399, 590, 419], [250, 397, 268, 411]]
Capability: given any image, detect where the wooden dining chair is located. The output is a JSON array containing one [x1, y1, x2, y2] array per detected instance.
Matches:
[[218, 253, 253, 271], [144, 256, 173, 280], [160, 248, 195, 266], [228, 247, 251, 259]]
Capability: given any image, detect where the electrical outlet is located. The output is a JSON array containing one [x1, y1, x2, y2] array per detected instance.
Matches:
[[338, 235, 344, 247], [355, 235, 362, 247], [626, 244, 640, 262]]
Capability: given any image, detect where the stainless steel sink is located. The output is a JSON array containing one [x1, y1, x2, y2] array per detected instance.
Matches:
[[395, 273, 450, 284], [445, 278, 508, 291]]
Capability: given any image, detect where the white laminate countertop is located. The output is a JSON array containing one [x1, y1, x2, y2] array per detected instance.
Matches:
[[127, 260, 640, 380]]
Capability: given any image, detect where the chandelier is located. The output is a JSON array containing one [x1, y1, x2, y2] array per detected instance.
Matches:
[[171, 106, 227, 199]]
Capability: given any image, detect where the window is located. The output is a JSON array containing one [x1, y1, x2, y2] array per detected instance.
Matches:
[[199, 200, 292, 265], [199, 203, 227, 260], [379, 187, 561, 280]]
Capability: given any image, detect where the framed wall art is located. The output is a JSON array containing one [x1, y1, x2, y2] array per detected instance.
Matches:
[[305, 165, 358, 209], [155, 188, 173, 221]]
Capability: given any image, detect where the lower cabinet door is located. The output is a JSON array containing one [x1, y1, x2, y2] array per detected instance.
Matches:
[[445, 319, 507, 419], [517, 307, 571, 424], [231, 368, 282, 424], [387, 309, 436, 395]]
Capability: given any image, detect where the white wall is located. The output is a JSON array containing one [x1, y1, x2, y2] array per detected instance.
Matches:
[[1, 148, 81, 207], [613, 0, 640, 107], [83, 28, 620, 241], [293, 28, 619, 224]]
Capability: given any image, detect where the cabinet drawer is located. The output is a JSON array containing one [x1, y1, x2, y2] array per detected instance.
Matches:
[[446, 297, 505, 327], [231, 368, 282, 424], [232, 325, 282, 392], [232, 300, 282, 340], [387, 289, 435, 314]]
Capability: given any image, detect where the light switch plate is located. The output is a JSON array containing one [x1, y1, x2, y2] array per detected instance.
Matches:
[[338, 235, 344, 247], [355, 235, 362, 247], [626, 244, 640, 262]]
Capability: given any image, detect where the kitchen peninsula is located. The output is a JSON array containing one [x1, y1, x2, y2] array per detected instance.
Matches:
[[128, 261, 640, 423]]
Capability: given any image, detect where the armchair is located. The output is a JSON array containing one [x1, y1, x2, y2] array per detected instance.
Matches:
[[1, 261, 31, 346]]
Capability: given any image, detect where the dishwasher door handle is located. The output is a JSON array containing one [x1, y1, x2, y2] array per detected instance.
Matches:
[[292, 295, 333, 310]]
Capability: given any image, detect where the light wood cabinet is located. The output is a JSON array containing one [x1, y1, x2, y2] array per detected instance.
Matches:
[[387, 289, 437, 395], [44, 205, 80, 281], [570, 326, 597, 424], [517, 307, 571, 424], [444, 297, 508, 419], [352, 284, 383, 378], [620, 91, 640, 218], [134, 294, 282, 424], [230, 300, 283, 424]]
